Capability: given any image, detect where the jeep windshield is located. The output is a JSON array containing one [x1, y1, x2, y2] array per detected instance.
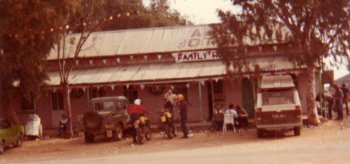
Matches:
[[262, 90, 294, 105], [94, 101, 115, 111]]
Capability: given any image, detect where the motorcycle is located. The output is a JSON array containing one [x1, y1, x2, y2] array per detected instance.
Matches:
[[160, 109, 176, 139], [133, 114, 152, 144]]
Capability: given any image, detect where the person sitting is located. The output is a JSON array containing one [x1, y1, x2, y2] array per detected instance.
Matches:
[[127, 98, 149, 143], [58, 114, 68, 137], [224, 104, 238, 131], [235, 105, 249, 128], [212, 105, 224, 132]]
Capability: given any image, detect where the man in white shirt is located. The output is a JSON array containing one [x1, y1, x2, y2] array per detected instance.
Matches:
[[225, 104, 238, 118]]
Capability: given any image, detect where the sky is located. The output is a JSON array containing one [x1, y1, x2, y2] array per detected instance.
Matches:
[[143, 0, 349, 79]]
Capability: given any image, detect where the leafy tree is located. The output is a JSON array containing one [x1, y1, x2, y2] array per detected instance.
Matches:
[[101, 0, 189, 30], [211, 0, 350, 125], [0, 0, 79, 123]]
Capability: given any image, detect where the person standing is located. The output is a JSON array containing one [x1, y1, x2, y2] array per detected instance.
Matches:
[[235, 105, 249, 128], [334, 84, 344, 120], [177, 94, 188, 138], [341, 83, 349, 115], [325, 94, 334, 119], [212, 105, 224, 131]]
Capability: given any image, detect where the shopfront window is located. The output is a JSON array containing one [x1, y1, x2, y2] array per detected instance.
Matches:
[[51, 91, 64, 111], [123, 86, 138, 104], [89, 87, 106, 100], [173, 83, 188, 101]]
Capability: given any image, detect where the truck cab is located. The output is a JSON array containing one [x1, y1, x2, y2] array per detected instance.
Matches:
[[255, 74, 302, 138]]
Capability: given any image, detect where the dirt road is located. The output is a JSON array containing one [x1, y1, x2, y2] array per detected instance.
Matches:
[[2, 119, 350, 164]]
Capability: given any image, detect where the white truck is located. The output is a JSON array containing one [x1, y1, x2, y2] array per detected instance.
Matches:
[[255, 74, 302, 138]]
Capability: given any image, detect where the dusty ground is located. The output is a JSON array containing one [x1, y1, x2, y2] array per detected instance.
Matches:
[[1, 119, 350, 164]]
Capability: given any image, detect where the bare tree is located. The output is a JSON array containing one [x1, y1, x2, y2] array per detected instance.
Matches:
[[55, 0, 103, 137]]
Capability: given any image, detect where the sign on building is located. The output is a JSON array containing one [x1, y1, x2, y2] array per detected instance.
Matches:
[[172, 50, 221, 63]]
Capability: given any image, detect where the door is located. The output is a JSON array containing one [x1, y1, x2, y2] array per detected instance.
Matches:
[[51, 91, 65, 128], [242, 77, 255, 117]]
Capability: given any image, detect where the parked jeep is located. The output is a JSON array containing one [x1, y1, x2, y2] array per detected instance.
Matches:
[[255, 74, 302, 138], [78, 96, 130, 143]]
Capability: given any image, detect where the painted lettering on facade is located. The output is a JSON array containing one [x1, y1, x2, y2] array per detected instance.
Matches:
[[172, 50, 221, 63], [177, 27, 216, 49]]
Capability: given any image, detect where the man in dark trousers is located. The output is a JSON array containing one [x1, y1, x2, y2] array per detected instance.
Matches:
[[341, 83, 349, 115], [177, 94, 188, 138], [334, 84, 344, 120]]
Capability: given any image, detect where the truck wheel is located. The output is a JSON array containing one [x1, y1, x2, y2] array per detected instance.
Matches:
[[84, 133, 94, 143], [294, 127, 301, 136], [113, 124, 124, 141], [257, 129, 263, 138]]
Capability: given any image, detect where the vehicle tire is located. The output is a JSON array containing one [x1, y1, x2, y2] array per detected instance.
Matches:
[[0, 141, 4, 154], [294, 127, 301, 136], [144, 123, 152, 140], [83, 112, 102, 130], [14, 134, 23, 147], [257, 129, 263, 138], [136, 128, 144, 144], [113, 123, 124, 141], [163, 124, 172, 139], [84, 132, 94, 143]]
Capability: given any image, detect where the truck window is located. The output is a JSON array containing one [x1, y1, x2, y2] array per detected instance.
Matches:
[[262, 90, 294, 105]]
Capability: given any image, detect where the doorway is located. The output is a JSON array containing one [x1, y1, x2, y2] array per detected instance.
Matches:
[[242, 77, 255, 117]]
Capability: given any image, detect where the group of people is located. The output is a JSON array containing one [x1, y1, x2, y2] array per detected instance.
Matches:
[[212, 104, 249, 132], [127, 88, 189, 142], [323, 83, 349, 120]]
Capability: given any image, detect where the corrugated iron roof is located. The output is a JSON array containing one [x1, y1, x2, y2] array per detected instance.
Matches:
[[48, 24, 291, 60], [48, 25, 216, 60]]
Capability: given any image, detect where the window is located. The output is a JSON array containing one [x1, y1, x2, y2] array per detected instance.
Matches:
[[123, 86, 138, 104], [94, 101, 115, 111], [89, 88, 106, 100], [212, 80, 225, 106], [116, 101, 127, 111], [52, 91, 64, 110], [21, 96, 35, 114], [262, 90, 294, 105], [173, 83, 188, 101]]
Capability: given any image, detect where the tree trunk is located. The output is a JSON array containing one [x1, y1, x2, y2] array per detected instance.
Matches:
[[64, 84, 74, 138], [2, 94, 20, 125], [306, 66, 320, 126]]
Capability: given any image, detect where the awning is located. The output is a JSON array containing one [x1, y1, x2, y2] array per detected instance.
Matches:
[[47, 57, 305, 86], [47, 61, 226, 86]]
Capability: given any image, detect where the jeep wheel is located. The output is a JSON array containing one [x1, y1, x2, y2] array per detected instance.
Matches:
[[84, 133, 94, 143], [113, 124, 124, 141], [0, 141, 4, 154], [294, 127, 301, 136], [83, 112, 102, 130], [257, 129, 263, 138]]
